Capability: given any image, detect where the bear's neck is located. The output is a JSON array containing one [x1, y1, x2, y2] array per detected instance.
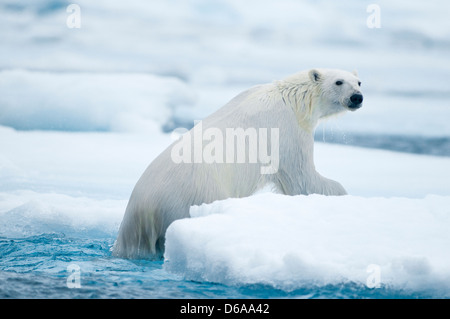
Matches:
[[276, 80, 321, 133]]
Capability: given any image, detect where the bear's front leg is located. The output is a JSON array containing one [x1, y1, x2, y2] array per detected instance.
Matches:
[[310, 173, 347, 196]]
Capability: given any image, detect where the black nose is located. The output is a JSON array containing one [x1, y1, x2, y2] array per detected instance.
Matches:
[[350, 93, 363, 105]]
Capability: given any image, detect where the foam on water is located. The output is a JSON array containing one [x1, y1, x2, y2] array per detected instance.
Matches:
[[0, 192, 125, 238]]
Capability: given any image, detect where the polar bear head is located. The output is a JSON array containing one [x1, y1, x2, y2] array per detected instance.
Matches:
[[278, 68, 363, 131], [309, 68, 363, 113]]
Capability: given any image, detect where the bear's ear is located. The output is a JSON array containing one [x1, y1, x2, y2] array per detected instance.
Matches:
[[352, 69, 358, 77], [309, 69, 321, 82]]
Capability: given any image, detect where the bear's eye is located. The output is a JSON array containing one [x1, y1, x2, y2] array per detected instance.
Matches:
[[335, 80, 343, 86], [358, 81, 361, 86]]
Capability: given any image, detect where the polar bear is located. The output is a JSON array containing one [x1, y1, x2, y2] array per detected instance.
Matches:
[[112, 68, 363, 259]]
